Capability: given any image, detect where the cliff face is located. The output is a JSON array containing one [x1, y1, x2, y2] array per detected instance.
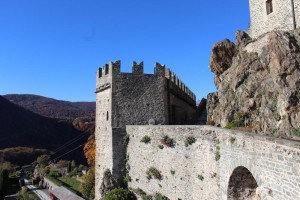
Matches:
[[208, 29, 300, 138]]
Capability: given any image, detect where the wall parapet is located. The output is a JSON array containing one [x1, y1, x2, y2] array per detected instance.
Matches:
[[126, 125, 300, 200], [165, 68, 196, 102], [96, 60, 196, 102]]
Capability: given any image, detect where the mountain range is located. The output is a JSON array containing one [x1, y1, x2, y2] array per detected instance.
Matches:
[[0, 94, 96, 165]]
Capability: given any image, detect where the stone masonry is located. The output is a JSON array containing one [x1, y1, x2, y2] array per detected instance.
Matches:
[[126, 125, 300, 200], [95, 61, 197, 199], [248, 0, 299, 38], [95, 2, 300, 199]]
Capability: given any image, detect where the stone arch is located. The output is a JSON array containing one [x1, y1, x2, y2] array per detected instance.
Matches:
[[227, 166, 259, 200]]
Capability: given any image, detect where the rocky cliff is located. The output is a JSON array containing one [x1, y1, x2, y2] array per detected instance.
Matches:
[[208, 29, 300, 138]]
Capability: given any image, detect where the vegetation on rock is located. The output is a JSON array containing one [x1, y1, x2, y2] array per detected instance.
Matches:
[[146, 167, 162, 180], [141, 135, 151, 144], [160, 135, 174, 147], [295, 127, 300, 137], [184, 136, 196, 147], [103, 188, 137, 200]]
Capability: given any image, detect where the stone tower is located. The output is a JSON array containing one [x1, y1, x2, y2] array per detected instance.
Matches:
[[95, 61, 196, 199], [248, 0, 300, 38]]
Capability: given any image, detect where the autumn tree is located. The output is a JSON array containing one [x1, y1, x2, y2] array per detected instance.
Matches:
[[83, 133, 95, 166], [56, 160, 68, 168]]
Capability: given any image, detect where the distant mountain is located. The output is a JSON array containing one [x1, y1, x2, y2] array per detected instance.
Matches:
[[0, 96, 89, 165], [3, 94, 95, 121]]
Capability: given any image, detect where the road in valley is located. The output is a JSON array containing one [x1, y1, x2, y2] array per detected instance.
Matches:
[[24, 179, 51, 200]]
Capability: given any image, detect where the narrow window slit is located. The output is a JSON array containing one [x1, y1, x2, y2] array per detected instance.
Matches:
[[266, 0, 273, 15]]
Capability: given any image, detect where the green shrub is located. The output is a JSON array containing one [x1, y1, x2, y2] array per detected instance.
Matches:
[[18, 186, 40, 200], [197, 174, 204, 181], [230, 137, 236, 144], [142, 195, 152, 200], [160, 135, 174, 147], [215, 151, 221, 161], [123, 172, 132, 183], [225, 120, 243, 129], [296, 91, 300, 100], [170, 170, 175, 175], [103, 188, 137, 200], [295, 127, 300, 137], [153, 193, 170, 200], [146, 167, 162, 180], [141, 135, 151, 144], [184, 136, 196, 147], [158, 145, 164, 149], [271, 128, 277, 136], [124, 134, 130, 145]]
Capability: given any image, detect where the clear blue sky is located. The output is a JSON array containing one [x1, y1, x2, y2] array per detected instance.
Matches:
[[0, 0, 250, 102]]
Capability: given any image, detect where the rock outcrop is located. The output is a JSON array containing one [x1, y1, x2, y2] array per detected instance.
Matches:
[[207, 29, 300, 138]]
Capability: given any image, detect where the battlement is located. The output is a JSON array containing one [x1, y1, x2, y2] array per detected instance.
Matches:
[[165, 68, 196, 102], [96, 60, 196, 101], [97, 60, 121, 78]]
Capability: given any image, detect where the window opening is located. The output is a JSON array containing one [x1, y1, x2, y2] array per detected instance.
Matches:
[[266, 0, 273, 15], [105, 65, 109, 75]]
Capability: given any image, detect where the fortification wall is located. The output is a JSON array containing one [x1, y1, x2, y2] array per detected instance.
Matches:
[[126, 125, 300, 200], [97, 61, 196, 127], [95, 61, 197, 199], [164, 68, 196, 125], [126, 125, 219, 200], [168, 91, 196, 124], [95, 83, 113, 200], [112, 73, 167, 127], [165, 68, 196, 104], [249, 0, 295, 38]]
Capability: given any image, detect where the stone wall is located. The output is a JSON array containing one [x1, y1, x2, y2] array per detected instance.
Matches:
[[126, 125, 300, 200], [112, 73, 167, 127], [95, 83, 113, 200], [248, 0, 298, 38], [43, 177, 59, 191]]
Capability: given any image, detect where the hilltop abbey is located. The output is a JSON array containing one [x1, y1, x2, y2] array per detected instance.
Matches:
[[94, 1, 300, 199]]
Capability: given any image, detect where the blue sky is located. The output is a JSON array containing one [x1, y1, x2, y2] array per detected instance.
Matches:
[[0, 0, 250, 102]]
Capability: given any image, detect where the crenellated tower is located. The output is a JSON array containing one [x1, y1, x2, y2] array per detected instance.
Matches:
[[95, 60, 196, 199]]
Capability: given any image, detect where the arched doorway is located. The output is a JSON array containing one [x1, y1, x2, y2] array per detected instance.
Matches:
[[227, 166, 259, 200]]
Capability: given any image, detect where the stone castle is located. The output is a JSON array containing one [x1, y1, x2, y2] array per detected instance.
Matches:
[[95, 61, 197, 199], [248, 0, 299, 38], [95, 1, 300, 199]]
